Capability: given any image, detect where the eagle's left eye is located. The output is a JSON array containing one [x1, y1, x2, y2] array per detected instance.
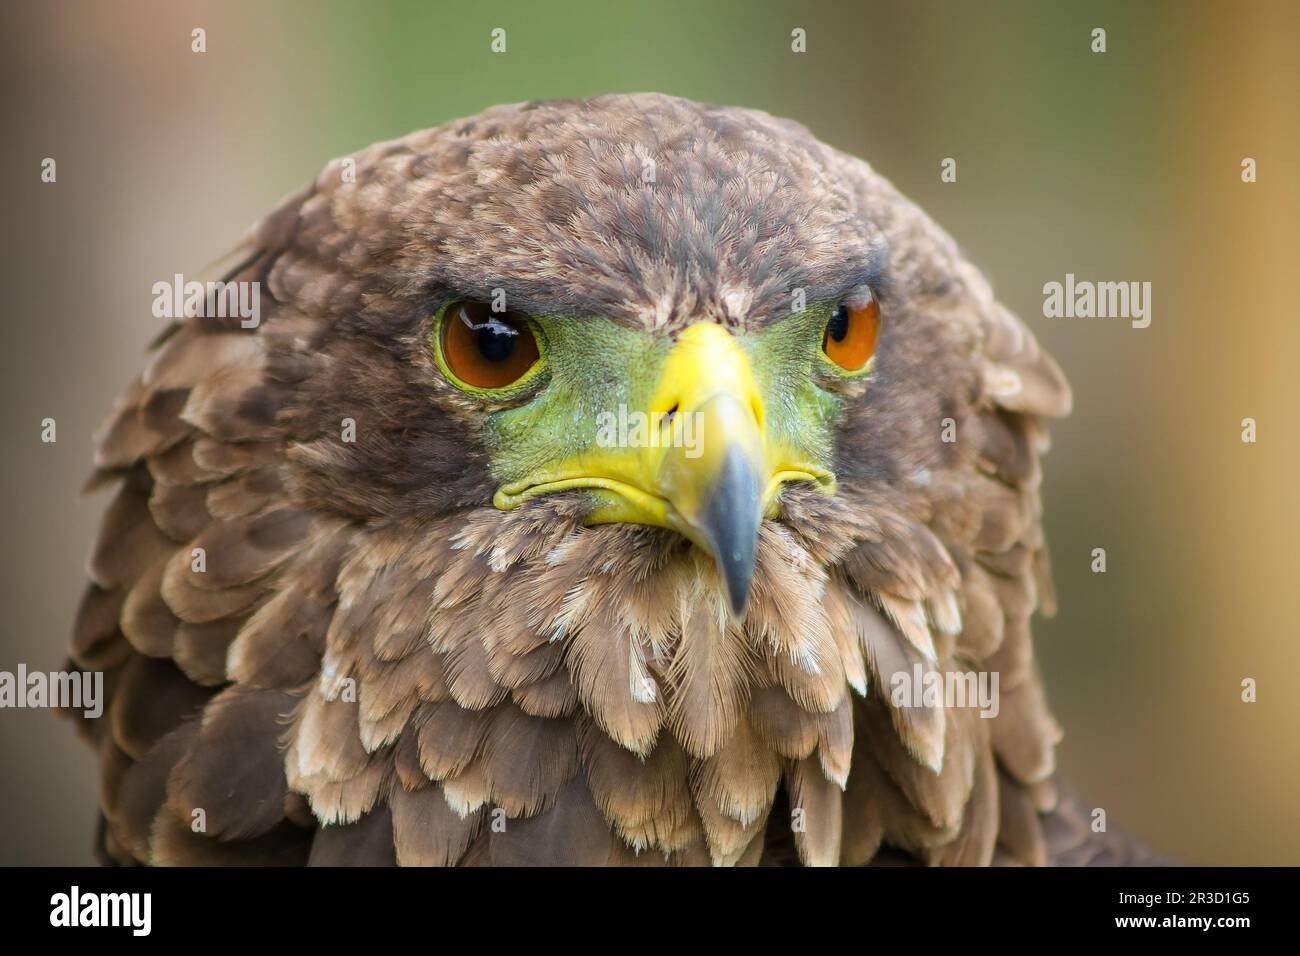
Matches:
[[439, 300, 541, 390], [822, 299, 880, 371]]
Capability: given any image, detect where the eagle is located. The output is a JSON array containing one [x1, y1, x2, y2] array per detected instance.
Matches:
[[65, 93, 1154, 866]]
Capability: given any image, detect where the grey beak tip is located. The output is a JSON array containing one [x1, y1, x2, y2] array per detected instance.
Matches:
[[703, 448, 762, 619], [718, 545, 754, 617], [725, 581, 751, 618]]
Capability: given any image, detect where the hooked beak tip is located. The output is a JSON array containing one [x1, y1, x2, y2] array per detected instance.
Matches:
[[724, 570, 752, 618], [696, 447, 762, 619]]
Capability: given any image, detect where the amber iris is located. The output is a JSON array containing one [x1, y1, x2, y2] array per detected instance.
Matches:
[[822, 299, 880, 371], [440, 301, 540, 388]]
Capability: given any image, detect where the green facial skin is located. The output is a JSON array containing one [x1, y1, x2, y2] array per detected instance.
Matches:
[[431, 299, 874, 496]]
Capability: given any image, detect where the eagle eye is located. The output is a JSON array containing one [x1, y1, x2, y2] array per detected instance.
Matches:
[[822, 298, 880, 371], [438, 300, 541, 390]]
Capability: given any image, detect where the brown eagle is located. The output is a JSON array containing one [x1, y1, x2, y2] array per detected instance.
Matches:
[[66, 94, 1153, 866]]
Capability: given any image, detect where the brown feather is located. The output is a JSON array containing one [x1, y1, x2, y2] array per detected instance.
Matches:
[[308, 810, 396, 866], [389, 783, 483, 866], [166, 688, 298, 840], [785, 755, 842, 867]]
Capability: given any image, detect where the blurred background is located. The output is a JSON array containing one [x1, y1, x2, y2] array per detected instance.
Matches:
[[1, 0, 1297, 864]]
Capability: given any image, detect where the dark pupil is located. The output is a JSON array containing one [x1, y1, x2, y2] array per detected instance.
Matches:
[[828, 306, 850, 343], [476, 322, 516, 362]]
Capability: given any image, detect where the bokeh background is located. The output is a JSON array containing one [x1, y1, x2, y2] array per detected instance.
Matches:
[[2, 0, 1297, 865]]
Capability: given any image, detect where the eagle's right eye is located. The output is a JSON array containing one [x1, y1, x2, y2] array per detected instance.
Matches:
[[438, 300, 541, 390]]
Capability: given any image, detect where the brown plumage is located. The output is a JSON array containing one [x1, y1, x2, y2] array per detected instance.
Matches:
[[64, 93, 1156, 866]]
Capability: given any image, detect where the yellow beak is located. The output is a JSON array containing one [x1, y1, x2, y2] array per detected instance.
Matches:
[[493, 322, 833, 615]]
